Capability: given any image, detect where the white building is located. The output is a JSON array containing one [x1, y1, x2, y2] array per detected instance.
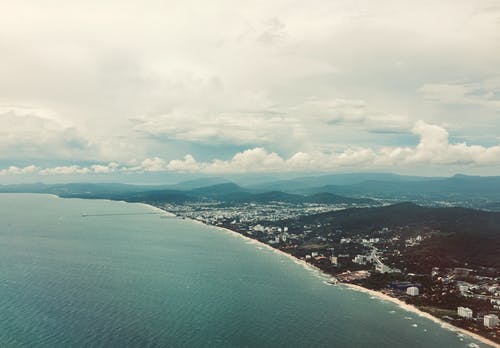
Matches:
[[457, 307, 473, 319], [252, 224, 265, 232], [330, 256, 338, 265], [407, 286, 419, 296], [484, 314, 499, 328], [375, 263, 392, 274], [458, 284, 471, 293], [353, 255, 368, 265]]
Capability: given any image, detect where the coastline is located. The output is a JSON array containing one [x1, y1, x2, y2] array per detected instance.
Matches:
[[159, 207, 499, 348], [28, 192, 495, 348], [341, 283, 499, 348]]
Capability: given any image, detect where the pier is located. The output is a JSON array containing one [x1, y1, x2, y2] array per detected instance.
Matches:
[[81, 212, 175, 218]]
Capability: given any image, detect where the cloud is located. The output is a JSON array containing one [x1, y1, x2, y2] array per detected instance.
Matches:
[[167, 148, 287, 173], [0, 165, 38, 175], [39, 165, 92, 175], [133, 98, 409, 152], [1, 1, 500, 175], [38, 162, 121, 175], [407, 121, 500, 165], [91, 162, 120, 174], [3, 121, 500, 176], [128, 157, 168, 172], [418, 78, 500, 110], [0, 106, 99, 160], [163, 121, 500, 173]]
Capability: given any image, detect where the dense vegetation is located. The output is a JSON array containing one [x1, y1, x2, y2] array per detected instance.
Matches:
[[282, 203, 500, 269]]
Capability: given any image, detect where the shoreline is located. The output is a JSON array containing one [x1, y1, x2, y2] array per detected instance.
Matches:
[[341, 283, 499, 348], [160, 208, 499, 348]]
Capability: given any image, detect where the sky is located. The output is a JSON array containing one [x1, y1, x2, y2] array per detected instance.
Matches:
[[1, 0, 500, 183]]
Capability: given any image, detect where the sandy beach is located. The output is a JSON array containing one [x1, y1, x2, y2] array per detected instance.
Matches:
[[163, 209, 499, 348]]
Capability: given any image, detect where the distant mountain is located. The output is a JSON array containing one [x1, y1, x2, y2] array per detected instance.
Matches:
[[167, 177, 231, 190], [220, 191, 304, 204], [188, 182, 247, 197], [246, 173, 438, 192], [301, 175, 500, 202], [216, 190, 377, 205]]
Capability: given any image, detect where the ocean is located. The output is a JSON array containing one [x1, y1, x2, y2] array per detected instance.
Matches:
[[0, 194, 491, 347]]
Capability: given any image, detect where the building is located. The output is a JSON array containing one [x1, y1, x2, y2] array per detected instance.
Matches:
[[252, 224, 265, 232], [431, 267, 440, 277], [407, 286, 419, 296], [376, 263, 392, 274], [330, 256, 338, 266], [484, 314, 499, 328], [457, 307, 473, 319], [353, 255, 368, 265]]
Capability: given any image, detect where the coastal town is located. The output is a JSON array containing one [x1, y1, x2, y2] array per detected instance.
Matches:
[[161, 200, 500, 345]]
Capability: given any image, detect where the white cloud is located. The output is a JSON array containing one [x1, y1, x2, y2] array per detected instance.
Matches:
[[0, 165, 38, 175], [3, 120, 500, 177], [0, 106, 99, 160], [166, 155, 200, 173], [0, 121, 500, 175], [164, 121, 500, 173], [136, 157, 168, 172], [38, 162, 121, 175], [3, 121, 500, 176], [39, 165, 91, 175], [90, 162, 119, 174], [133, 98, 410, 151]]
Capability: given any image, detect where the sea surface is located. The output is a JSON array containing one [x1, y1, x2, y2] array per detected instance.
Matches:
[[0, 193, 491, 347]]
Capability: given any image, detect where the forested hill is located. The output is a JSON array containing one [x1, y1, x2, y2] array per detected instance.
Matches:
[[291, 202, 500, 236], [280, 202, 500, 269]]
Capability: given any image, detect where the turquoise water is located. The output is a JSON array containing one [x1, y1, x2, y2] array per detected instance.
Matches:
[[0, 194, 491, 347]]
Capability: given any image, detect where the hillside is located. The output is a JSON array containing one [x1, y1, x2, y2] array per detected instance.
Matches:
[[280, 203, 500, 269]]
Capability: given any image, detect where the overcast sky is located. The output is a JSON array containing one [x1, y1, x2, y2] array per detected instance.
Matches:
[[2, 0, 500, 182]]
